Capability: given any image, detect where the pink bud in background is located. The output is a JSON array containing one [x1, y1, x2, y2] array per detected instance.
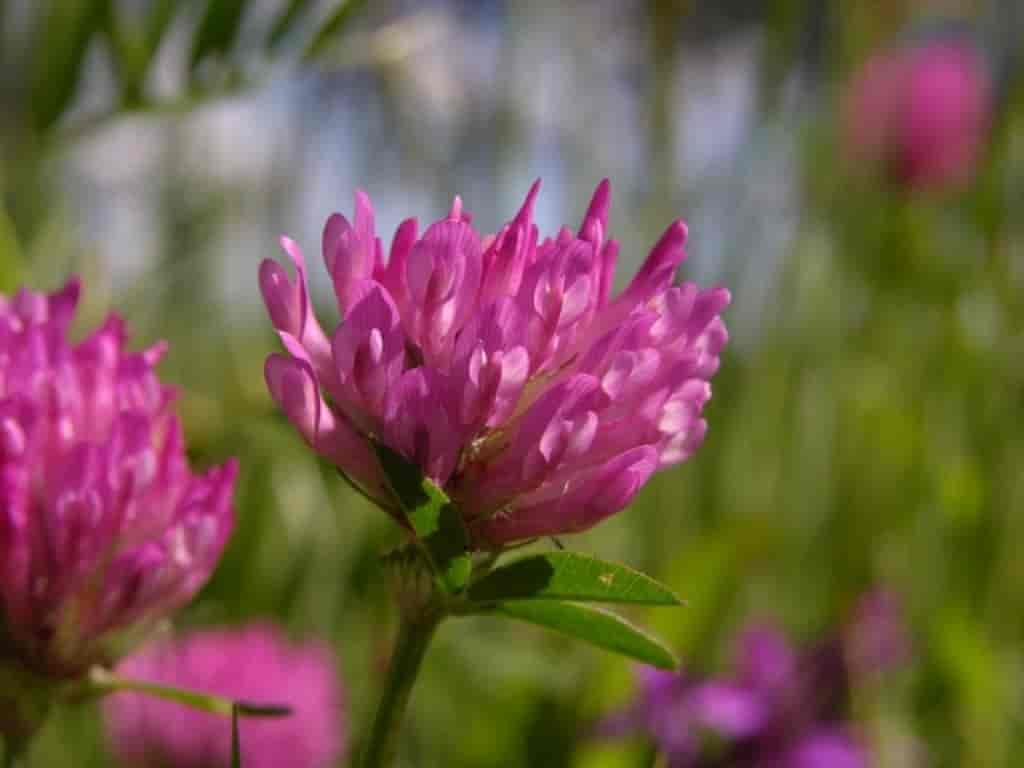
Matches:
[[260, 181, 730, 546], [844, 588, 912, 678], [105, 624, 345, 768], [0, 281, 236, 677], [843, 37, 991, 192]]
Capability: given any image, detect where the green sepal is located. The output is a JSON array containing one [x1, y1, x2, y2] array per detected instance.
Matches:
[[374, 443, 472, 595]]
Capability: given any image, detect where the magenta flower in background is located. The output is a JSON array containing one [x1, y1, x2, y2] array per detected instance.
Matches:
[[782, 731, 867, 768], [0, 281, 236, 678], [844, 588, 911, 679], [843, 36, 991, 192], [104, 624, 345, 768], [596, 589, 912, 767], [260, 180, 729, 546]]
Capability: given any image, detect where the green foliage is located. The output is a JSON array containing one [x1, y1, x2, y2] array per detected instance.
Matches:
[[29, 0, 107, 132], [468, 552, 683, 606], [0, 208, 23, 292], [494, 601, 678, 670], [19, 0, 367, 138], [190, 0, 248, 71], [266, 0, 316, 51], [99, 0, 181, 105], [304, 0, 369, 61], [142, 0, 181, 57]]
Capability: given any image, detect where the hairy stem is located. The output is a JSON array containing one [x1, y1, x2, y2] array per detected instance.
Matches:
[[359, 610, 441, 768]]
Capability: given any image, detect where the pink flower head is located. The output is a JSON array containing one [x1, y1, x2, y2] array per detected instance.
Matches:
[[843, 37, 991, 191], [104, 624, 345, 768], [261, 181, 729, 546], [0, 280, 236, 677]]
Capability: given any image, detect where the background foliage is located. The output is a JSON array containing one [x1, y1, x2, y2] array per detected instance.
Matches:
[[2, 1, 1023, 765]]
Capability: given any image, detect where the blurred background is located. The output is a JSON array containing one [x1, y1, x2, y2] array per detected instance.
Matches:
[[2, 0, 1024, 765]]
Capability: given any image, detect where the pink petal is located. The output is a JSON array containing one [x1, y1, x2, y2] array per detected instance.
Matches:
[[473, 446, 657, 543], [578, 179, 611, 247], [264, 354, 321, 445], [619, 220, 688, 308]]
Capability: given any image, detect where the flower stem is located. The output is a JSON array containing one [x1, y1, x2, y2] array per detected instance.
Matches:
[[360, 611, 441, 768], [0, 657, 53, 766], [3, 742, 22, 768]]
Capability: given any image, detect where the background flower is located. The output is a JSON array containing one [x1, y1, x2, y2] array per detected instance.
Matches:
[[597, 589, 911, 767], [843, 36, 991, 191], [104, 624, 345, 768], [0, 281, 236, 678]]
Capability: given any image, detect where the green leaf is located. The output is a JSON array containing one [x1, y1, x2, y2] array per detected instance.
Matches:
[[467, 551, 683, 605], [97, 2, 145, 106], [495, 601, 678, 669], [266, 0, 314, 51], [30, 0, 108, 132], [190, 0, 247, 70], [304, 0, 369, 61], [144, 0, 181, 56], [98, 0, 179, 106], [374, 443, 471, 594]]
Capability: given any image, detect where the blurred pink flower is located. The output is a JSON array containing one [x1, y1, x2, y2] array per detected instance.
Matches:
[[596, 591, 914, 767], [599, 656, 866, 768], [843, 38, 991, 191], [260, 181, 729, 546], [105, 624, 345, 768], [845, 588, 912, 679], [783, 729, 866, 768], [0, 280, 236, 677]]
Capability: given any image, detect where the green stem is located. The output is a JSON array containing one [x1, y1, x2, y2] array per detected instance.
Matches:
[[3, 741, 23, 768], [360, 612, 441, 768], [0, 657, 53, 765], [84, 667, 290, 719]]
